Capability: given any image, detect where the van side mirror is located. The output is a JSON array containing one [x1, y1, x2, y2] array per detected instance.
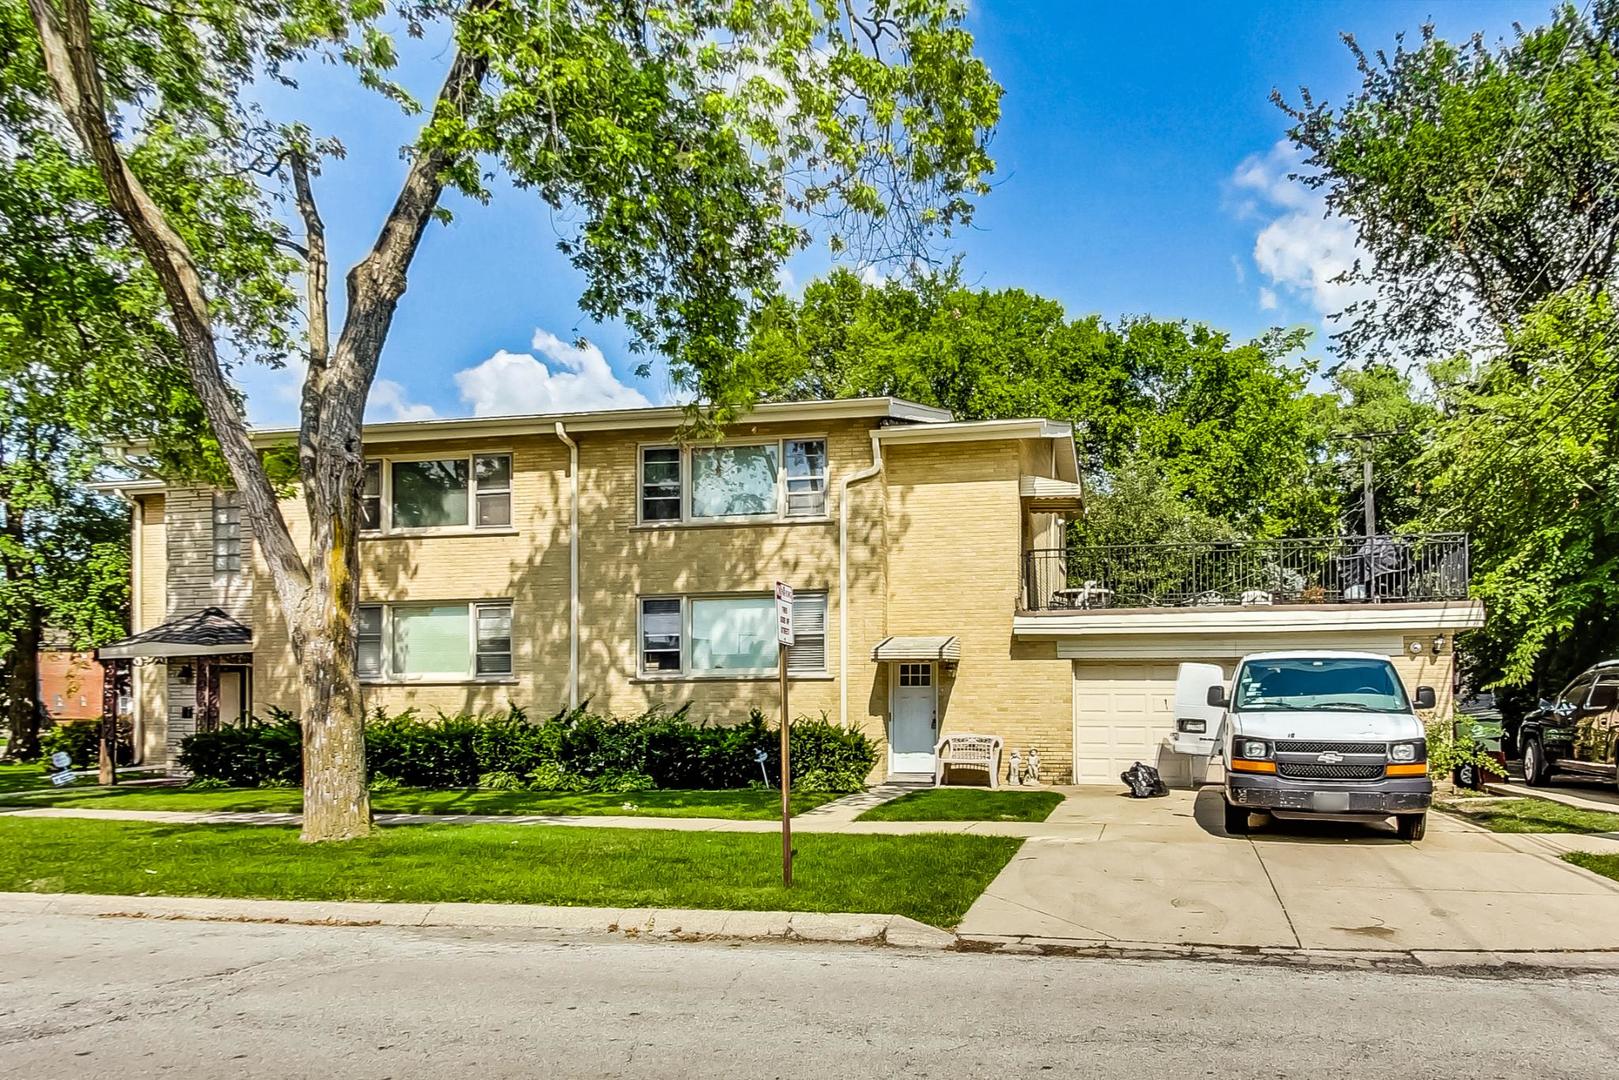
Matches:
[[1206, 685, 1228, 709], [1414, 686, 1436, 710]]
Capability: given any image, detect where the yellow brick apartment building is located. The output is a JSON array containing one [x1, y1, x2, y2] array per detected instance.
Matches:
[[96, 396, 1482, 785]]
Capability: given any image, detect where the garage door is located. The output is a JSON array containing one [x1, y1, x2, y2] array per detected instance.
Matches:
[[1071, 659, 1232, 785]]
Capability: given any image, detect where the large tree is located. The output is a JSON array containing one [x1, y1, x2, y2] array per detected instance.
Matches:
[[16, 0, 1000, 839], [1280, 1, 1619, 360], [1278, 2, 1619, 692], [0, 121, 218, 759], [743, 267, 1339, 538]]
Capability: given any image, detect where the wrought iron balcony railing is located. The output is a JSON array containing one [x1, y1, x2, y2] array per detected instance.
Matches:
[[1022, 533, 1470, 612]]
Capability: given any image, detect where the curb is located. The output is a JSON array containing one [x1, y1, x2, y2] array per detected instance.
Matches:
[[0, 892, 957, 951], [957, 933, 1619, 973]]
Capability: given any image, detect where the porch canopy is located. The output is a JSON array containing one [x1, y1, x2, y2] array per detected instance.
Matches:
[[871, 635, 961, 663], [96, 606, 253, 660]]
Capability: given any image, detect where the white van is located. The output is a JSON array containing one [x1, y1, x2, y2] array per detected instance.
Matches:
[[1175, 651, 1436, 841]]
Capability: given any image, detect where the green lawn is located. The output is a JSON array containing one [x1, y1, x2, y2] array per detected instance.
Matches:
[[1564, 852, 1619, 884], [0, 817, 1020, 928], [858, 788, 1064, 823], [0, 762, 54, 794], [1436, 797, 1619, 834], [0, 784, 839, 820]]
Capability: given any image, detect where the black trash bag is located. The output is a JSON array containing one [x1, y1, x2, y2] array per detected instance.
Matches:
[[1120, 761, 1169, 798]]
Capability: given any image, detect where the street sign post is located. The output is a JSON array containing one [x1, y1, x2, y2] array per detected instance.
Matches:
[[775, 581, 794, 886]]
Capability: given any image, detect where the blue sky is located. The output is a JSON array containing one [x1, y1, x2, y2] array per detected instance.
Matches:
[[239, 0, 1545, 425]]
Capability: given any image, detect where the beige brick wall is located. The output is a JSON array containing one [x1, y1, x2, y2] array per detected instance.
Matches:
[[883, 439, 1075, 782], [133, 494, 168, 764]]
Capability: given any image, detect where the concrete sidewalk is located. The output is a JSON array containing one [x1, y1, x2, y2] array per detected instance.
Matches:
[[1484, 779, 1619, 812]]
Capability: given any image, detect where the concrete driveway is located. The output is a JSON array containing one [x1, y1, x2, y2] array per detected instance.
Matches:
[[957, 787, 1619, 953]]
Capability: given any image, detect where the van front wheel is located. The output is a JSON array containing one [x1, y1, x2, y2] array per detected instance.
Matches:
[[1396, 813, 1427, 842], [1224, 801, 1251, 836]]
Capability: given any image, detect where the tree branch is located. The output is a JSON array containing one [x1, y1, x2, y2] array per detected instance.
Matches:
[[317, 35, 493, 450], [27, 0, 312, 627], [289, 148, 329, 495]]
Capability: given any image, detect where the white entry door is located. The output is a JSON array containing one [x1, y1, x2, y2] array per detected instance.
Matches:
[[890, 662, 937, 773]]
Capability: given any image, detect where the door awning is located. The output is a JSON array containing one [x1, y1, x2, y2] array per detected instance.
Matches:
[[871, 636, 961, 663], [96, 607, 253, 660]]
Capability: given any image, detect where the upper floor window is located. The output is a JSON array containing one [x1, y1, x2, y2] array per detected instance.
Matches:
[[360, 453, 512, 534], [639, 438, 828, 525], [212, 491, 242, 574]]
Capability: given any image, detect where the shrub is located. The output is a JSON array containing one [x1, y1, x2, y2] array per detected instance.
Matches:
[[177, 701, 877, 793], [40, 719, 134, 768], [176, 711, 301, 787]]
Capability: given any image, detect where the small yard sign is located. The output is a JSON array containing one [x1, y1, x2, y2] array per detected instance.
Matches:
[[775, 581, 795, 646], [50, 751, 71, 770], [50, 770, 76, 787]]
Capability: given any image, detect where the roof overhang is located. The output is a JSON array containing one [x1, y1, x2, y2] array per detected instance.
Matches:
[[241, 396, 953, 449], [95, 607, 253, 661], [97, 641, 255, 660], [876, 418, 1081, 484], [872, 635, 961, 662], [1019, 475, 1084, 512], [1013, 601, 1485, 661], [85, 477, 166, 497], [1015, 601, 1485, 639]]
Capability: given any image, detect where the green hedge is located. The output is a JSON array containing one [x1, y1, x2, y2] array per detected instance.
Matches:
[[178, 704, 877, 793], [40, 720, 134, 769]]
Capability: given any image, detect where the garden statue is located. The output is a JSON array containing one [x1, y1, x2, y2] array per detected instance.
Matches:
[[1008, 750, 1023, 786], [1025, 748, 1042, 786]]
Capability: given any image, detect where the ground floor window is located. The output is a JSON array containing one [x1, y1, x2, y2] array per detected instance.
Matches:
[[356, 600, 513, 681], [638, 592, 828, 677]]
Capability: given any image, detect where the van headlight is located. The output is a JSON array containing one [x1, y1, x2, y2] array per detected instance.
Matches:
[[1389, 741, 1425, 763], [1235, 739, 1271, 760]]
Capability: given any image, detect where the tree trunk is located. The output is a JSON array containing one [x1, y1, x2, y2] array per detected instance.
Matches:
[[295, 456, 371, 840], [1, 607, 44, 761]]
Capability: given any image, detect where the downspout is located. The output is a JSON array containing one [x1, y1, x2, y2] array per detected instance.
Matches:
[[554, 423, 580, 710], [838, 431, 884, 728]]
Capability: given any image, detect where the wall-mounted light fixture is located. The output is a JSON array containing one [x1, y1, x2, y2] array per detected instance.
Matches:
[[177, 664, 194, 684]]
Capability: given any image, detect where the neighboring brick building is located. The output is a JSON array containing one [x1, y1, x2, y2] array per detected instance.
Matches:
[[93, 396, 1482, 781], [37, 649, 104, 721]]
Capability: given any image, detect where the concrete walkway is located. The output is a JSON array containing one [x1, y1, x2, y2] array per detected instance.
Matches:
[[957, 786, 1619, 955], [1485, 779, 1619, 812]]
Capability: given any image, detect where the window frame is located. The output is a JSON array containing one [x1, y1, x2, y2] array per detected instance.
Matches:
[[636, 436, 832, 526], [211, 490, 243, 576], [355, 599, 515, 683], [637, 591, 830, 679], [359, 450, 515, 536]]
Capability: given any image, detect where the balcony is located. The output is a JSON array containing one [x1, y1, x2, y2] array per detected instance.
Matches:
[[1021, 533, 1470, 612]]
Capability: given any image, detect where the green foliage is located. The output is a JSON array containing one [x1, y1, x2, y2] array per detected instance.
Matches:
[[1423, 718, 1506, 781], [39, 720, 132, 768], [184, 777, 230, 792], [1280, 2, 1619, 360], [745, 266, 1343, 538], [1422, 291, 1619, 690], [178, 704, 878, 794]]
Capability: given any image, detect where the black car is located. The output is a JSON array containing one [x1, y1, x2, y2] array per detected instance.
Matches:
[[1518, 660, 1619, 788]]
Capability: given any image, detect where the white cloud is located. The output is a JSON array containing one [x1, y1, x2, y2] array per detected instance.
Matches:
[[858, 264, 886, 287], [454, 329, 652, 416], [1230, 140, 1374, 320], [367, 378, 438, 422]]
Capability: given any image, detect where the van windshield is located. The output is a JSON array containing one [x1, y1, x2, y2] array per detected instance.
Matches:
[[1234, 658, 1411, 713]]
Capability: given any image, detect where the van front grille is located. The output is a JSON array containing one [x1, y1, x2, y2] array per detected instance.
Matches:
[[1277, 763, 1385, 781], [1274, 740, 1386, 755]]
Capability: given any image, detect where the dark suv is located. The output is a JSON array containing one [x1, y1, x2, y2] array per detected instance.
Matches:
[[1518, 660, 1619, 788]]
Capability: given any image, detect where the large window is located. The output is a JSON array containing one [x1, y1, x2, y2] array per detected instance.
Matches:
[[638, 438, 829, 524], [639, 592, 828, 677], [212, 491, 242, 575], [356, 601, 513, 681], [360, 453, 512, 534]]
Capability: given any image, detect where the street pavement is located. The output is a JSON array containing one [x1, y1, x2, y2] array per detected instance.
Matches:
[[2, 912, 1617, 1079]]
